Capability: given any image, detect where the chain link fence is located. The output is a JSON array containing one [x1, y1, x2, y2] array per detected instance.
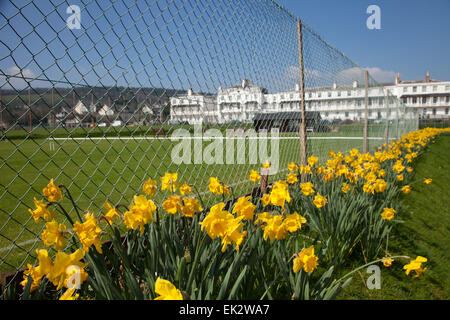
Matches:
[[0, 0, 417, 290]]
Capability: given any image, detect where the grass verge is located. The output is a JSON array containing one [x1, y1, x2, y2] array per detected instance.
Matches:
[[337, 133, 450, 299]]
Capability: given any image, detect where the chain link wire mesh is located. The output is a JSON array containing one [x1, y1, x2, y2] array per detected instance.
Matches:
[[0, 0, 417, 289]]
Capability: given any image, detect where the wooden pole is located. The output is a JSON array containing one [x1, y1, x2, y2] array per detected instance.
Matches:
[[51, 88, 55, 128], [297, 20, 307, 176], [28, 87, 32, 132], [384, 89, 390, 147], [363, 70, 369, 153], [0, 88, 3, 129]]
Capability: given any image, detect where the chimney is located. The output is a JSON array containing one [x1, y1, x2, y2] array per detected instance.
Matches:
[[295, 83, 300, 91], [352, 80, 358, 88], [187, 88, 192, 96], [426, 72, 430, 83], [395, 73, 400, 85], [332, 81, 337, 89]]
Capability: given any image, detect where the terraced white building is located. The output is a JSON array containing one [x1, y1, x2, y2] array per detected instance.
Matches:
[[170, 74, 450, 125]]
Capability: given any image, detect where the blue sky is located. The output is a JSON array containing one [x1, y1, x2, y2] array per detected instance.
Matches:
[[0, 0, 449, 93], [275, 0, 450, 82]]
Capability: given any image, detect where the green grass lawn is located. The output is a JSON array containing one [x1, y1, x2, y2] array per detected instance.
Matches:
[[337, 133, 450, 299]]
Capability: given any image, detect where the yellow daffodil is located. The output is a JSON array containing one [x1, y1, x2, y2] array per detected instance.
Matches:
[[293, 246, 319, 273], [262, 160, 271, 169], [269, 180, 291, 209], [307, 155, 319, 167], [208, 177, 229, 195], [262, 215, 287, 242], [300, 182, 315, 196], [382, 257, 394, 267], [41, 220, 67, 251], [402, 185, 411, 194], [261, 194, 270, 207], [179, 183, 192, 196], [123, 195, 157, 234], [162, 195, 182, 215], [103, 201, 120, 224], [29, 197, 56, 222], [161, 172, 178, 192], [181, 197, 202, 218], [249, 169, 261, 182], [43, 179, 63, 202], [154, 278, 183, 300], [283, 212, 306, 233], [403, 256, 427, 278], [286, 172, 298, 184], [59, 288, 79, 300], [341, 182, 351, 194], [47, 249, 88, 290], [288, 162, 298, 172], [381, 208, 396, 221], [373, 179, 387, 193], [73, 212, 103, 254], [313, 194, 327, 208], [232, 196, 256, 221], [143, 178, 157, 197]]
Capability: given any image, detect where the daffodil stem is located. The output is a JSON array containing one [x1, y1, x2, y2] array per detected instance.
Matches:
[[191, 184, 205, 212], [334, 255, 410, 284], [58, 184, 82, 222], [48, 201, 75, 226]]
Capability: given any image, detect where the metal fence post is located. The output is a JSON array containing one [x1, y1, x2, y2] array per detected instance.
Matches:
[[297, 19, 307, 178], [363, 70, 369, 153]]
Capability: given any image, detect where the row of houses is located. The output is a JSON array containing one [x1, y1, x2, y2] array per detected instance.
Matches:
[[49, 102, 165, 128], [170, 74, 450, 125]]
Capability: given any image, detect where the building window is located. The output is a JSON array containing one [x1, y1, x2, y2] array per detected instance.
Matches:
[[337, 91, 341, 97], [345, 112, 349, 117], [403, 87, 407, 93], [412, 97, 417, 104], [328, 92, 331, 97], [433, 108, 436, 115], [413, 86, 417, 92], [318, 92, 321, 98], [422, 97, 427, 104], [433, 97, 438, 103], [422, 86, 426, 92], [445, 108, 449, 115], [446, 96, 450, 103], [347, 91, 351, 96], [433, 86, 437, 92]]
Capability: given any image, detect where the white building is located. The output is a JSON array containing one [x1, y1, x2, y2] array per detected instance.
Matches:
[[170, 88, 216, 124], [170, 73, 450, 124], [97, 104, 114, 117], [386, 73, 450, 120], [73, 100, 88, 115]]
